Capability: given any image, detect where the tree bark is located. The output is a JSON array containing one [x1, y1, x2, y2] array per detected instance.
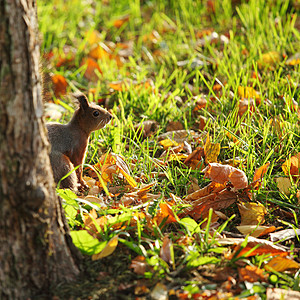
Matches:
[[0, 0, 80, 299]]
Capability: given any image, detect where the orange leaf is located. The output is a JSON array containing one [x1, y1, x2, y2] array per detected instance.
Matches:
[[282, 153, 300, 177], [203, 163, 248, 189], [252, 162, 270, 188], [81, 57, 102, 81], [89, 44, 111, 60], [154, 202, 177, 225], [185, 182, 226, 201], [51, 74, 67, 97], [264, 256, 300, 272], [113, 15, 130, 28], [231, 238, 288, 259], [238, 265, 268, 283], [86, 30, 102, 45]]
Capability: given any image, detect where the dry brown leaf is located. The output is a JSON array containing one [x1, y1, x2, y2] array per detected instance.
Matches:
[[182, 189, 237, 221], [160, 235, 173, 265], [264, 256, 300, 272], [130, 256, 147, 275], [203, 163, 248, 189], [238, 265, 268, 283], [185, 182, 226, 201], [134, 120, 158, 138], [238, 202, 266, 226], [184, 147, 205, 165], [166, 121, 184, 132], [150, 283, 168, 300], [238, 99, 256, 117]]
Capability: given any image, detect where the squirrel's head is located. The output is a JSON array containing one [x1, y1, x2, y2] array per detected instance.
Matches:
[[72, 93, 113, 134]]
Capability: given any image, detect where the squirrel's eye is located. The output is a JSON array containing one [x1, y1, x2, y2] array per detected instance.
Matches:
[[93, 110, 100, 117]]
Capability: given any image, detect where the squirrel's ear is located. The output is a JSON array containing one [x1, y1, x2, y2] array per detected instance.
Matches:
[[72, 92, 89, 110]]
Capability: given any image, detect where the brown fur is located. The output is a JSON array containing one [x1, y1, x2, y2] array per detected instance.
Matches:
[[46, 93, 113, 190]]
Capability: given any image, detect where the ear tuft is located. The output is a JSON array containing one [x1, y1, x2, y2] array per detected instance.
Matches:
[[72, 92, 89, 110]]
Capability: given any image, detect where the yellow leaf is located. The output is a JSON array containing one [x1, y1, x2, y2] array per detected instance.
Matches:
[[238, 86, 260, 99], [238, 202, 266, 226], [168, 153, 188, 162], [92, 235, 119, 260], [159, 139, 179, 150], [257, 51, 281, 68], [276, 177, 292, 195], [265, 256, 300, 272], [204, 134, 220, 163], [89, 44, 111, 60], [282, 153, 300, 176], [86, 30, 102, 45]]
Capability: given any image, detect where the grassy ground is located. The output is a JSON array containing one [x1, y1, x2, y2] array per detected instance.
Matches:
[[38, 0, 300, 299]]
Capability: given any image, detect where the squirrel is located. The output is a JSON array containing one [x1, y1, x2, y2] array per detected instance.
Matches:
[[46, 93, 113, 191]]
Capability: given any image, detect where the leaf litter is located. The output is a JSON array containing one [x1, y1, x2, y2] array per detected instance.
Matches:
[[40, 0, 300, 298]]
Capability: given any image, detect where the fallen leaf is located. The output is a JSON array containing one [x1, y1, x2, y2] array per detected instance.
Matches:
[[166, 120, 184, 132], [269, 228, 300, 242], [150, 283, 168, 300], [238, 265, 268, 283], [130, 255, 147, 275], [237, 225, 276, 237], [81, 57, 102, 81], [276, 177, 292, 195], [92, 235, 119, 260], [203, 163, 248, 189], [89, 44, 111, 60], [86, 29, 102, 45], [159, 139, 179, 149], [238, 99, 256, 117], [153, 202, 177, 225], [258, 51, 281, 68], [266, 288, 300, 300], [238, 202, 266, 226], [286, 52, 300, 66], [51, 74, 67, 97], [252, 162, 270, 188], [204, 134, 220, 163], [282, 153, 300, 177], [160, 235, 173, 265], [113, 15, 130, 28], [264, 256, 300, 272], [230, 237, 288, 259], [238, 86, 260, 99]]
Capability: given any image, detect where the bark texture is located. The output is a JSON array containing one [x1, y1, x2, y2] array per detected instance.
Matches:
[[0, 0, 80, 299]]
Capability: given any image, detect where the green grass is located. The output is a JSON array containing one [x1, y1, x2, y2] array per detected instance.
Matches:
[[38, 0, 300, 298]]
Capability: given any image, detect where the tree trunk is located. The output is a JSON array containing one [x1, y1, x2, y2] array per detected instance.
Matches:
[[0, 1, 80, 299]]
